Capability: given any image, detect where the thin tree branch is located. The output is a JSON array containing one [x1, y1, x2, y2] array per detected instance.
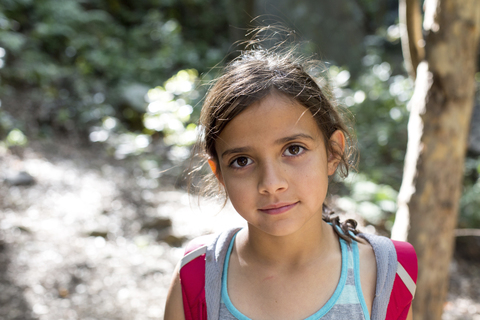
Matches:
[[399, 0, 425, 79], [455, 229, 480, 237]]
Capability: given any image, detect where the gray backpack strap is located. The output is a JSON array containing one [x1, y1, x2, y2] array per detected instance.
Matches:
[[359, 233, 397, 320], [205, 228, 242, 320]]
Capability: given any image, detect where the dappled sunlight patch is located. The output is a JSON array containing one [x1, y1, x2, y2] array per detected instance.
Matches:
[[86, 69, 200, 165], [0, 142, 247, 319]]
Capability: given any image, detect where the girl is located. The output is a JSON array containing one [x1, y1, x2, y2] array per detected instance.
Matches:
[[164, 40, 415, 320]]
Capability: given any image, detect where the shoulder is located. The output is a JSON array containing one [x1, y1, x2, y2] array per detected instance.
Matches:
[[356, 237, 377, 271], [354, 236, 377, 315], [164, 262, 186, 320], [354, 234, 377, 274], [357, 233, 398, 281], [358, 233, 398, 276], [354, 233, 392, 272]]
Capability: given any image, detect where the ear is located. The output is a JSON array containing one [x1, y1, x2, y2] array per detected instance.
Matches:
[[327, 130, 346, 176], [208, 159, 224, 186]]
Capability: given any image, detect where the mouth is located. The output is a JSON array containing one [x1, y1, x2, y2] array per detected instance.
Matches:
[[259, 202, 298, 215]]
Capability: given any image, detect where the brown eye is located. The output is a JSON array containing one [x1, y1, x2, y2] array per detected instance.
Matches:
[[288, 146, 300, 155], [237, 157, 248, 166], [284, 145, 305, 156], [231, 156, 252, 168]]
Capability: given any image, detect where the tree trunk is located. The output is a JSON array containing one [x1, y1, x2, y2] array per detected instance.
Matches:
[[392, 0, 480, 319]]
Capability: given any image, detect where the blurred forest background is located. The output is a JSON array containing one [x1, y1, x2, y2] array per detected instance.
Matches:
[[0, 0, 479, 319]]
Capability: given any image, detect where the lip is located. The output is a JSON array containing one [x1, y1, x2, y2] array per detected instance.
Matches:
[[259, 202, 298, 215]]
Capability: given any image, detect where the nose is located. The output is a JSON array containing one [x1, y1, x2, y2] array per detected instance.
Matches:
[[257, 160, 288, 194]]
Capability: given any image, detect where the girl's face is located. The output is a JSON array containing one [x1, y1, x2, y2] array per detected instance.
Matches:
[[213, 93, 344, 237]]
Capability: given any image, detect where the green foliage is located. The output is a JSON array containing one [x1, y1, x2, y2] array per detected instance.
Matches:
[[331, 47, 413, 190], [144, 69, 200, 146], [329, 26, 412, 233], [459, 158, 480, 228], [336, 174, 398, 231], [0, 0, 230, 139], [89, 68, 202, 161], [459, 80, 480, 228], [5, 128, 28, 146]]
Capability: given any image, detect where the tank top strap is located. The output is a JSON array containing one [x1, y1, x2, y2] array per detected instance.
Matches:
[[219, 230, 370, 319]]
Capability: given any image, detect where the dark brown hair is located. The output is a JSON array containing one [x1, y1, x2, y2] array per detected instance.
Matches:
[[191, 35, 359, 242]]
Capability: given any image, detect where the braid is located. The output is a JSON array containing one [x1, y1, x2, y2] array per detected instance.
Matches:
[[322, 204, 359, 243]]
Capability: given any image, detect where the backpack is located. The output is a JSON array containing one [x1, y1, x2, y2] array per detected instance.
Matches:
[[179, 234, 417, 320]]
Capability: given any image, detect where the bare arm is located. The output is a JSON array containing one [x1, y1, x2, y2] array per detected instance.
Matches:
[[357, 240, 377, 316], [164, 262, 186, 320], [406, 305, 413, 320]]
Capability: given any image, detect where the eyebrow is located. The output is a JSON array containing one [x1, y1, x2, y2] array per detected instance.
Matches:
[[221, 147, 252, 160], [274, 133, 315, 145], [220, 133, 315, 159]]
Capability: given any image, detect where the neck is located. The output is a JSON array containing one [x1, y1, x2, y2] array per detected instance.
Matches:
[[236, 217, 338, 268]]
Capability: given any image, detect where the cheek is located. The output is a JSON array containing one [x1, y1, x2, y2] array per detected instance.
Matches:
[[298, 153, 329, 177], [223, 174, 253, 200], [224, 178, 257, 216], [295, 155, 329, 191]]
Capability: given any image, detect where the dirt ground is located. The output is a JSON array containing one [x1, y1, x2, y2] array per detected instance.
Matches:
[[0, 139, 479, 320]]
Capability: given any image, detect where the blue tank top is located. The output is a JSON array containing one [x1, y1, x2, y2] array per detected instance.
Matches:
[[219, 232, 370, 320]]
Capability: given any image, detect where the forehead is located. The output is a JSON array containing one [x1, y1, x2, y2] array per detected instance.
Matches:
[[215, 93, 324, 152]]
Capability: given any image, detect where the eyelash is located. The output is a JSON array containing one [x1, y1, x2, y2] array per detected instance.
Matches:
[[228, 144, 307, 169], [284, 144, 307, 157], [229, 156, 253, 169]]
